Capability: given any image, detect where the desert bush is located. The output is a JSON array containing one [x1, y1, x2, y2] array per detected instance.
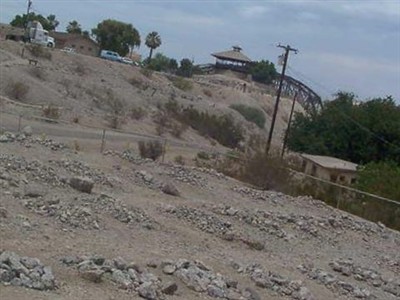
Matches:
[[130, 106, 146, 120], [140, 68, 153, 78], [197, 151, 210, 160], [27, 44, 52, 60], [42, 105, 60, 120], [28, 67, 46, 79], [230, 104, 266, 128], [138, 140, 163, 160], [203, 89, 212, 97], [73, 140, 81, 151], [174, 155, 185, 165], [178, 108, 243, 148], [169, 76, 193, 91], [170, 121, 187, 138], [107, 115, 124, 129], [75, 62, 86, 76], [72, 116, 80, 123], [6, 81, 29, 100]]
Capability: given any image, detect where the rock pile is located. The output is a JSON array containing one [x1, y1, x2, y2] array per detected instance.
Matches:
[[297, 263, 374, 299], [330, 258, 400, 297], [0, 131, 67, 151], [61, 255, 165, 299], [24, 194, 157, 230], [164, 166, 207, 187], [61, 255, 262, 300], [0, 250, 56, 290], [165, 205, 232, 236], [232, 262, 315, 300]]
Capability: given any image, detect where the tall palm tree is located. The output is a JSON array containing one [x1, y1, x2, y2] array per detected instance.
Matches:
[[145, 31, 161, 60]]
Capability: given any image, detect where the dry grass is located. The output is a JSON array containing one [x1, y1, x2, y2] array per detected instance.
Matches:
[[6, 80, 29, 101]]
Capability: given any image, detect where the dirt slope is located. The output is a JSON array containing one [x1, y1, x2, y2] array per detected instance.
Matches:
[[0, 130, 399, 300]]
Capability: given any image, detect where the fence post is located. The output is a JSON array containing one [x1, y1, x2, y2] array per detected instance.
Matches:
[[18, 115, 22, 132], [100, 129, 106, 153], [161, 139, 167, 163]]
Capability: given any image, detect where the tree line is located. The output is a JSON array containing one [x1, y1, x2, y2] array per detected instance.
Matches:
[[287, 92, 400, 200]]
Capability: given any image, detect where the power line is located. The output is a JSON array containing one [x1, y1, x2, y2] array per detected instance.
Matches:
[[266, 44, 298, 155]]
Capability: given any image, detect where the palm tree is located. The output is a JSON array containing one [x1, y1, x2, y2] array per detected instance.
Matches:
[[145, 31, 161, 61], [66, 20, 82, 34]]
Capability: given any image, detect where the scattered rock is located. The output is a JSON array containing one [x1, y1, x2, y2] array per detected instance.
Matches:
[[161, 281, 178, 295], [21, 126, 33, 136]]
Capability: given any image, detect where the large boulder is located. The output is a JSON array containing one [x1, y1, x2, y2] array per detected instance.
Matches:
[[69, 177, 94, 193]]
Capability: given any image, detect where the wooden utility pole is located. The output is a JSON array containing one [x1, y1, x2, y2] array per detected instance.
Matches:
[[266, 44, 298, 155], [281, 91, 298, 157]]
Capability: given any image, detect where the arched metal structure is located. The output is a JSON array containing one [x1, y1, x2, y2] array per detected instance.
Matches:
[[274, 74, 323, 114]]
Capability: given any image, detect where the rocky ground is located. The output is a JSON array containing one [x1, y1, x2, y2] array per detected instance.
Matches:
[[0, 129, 399, 300]]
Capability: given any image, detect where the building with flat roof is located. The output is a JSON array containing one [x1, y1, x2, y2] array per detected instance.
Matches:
[[300, 153, 358, 185]]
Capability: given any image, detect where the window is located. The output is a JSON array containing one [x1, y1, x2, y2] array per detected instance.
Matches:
[[330, 174, 338, 182], [80, 45, 84, 49], [71, 44, 76, 48], [88, 47, 92, 51], [302, 160, 307, 172], [339, 175, 345, 182], [351, 178, 356, 184]]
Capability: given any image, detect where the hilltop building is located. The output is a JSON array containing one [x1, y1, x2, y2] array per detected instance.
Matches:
[[211, 46, 253, 73], [300, 154, 358, 185]]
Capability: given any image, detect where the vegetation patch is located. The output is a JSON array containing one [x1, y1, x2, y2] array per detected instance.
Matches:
[[138, 140, 163, 160], [27, 44, 52, 60], [230, 104, 266, 128], [6, 80, 29, 101], [169, 76, 193, 91], [42, 104, 60, 120]]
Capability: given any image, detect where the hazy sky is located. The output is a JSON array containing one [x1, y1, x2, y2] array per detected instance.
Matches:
[[1, 0, 399, 102]]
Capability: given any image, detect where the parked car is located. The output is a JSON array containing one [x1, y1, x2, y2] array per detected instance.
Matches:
[[121, 57, 134, 65], [100, 50, 122, 62]]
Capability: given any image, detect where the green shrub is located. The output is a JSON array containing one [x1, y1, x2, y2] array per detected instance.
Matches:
[[130, 106, 146, 120], [169, 76, 193, 91], [230, 104, 266, 128], [138, 140, 163, 160], [140, 68, 153, 78], [197, 151, 210, 160]]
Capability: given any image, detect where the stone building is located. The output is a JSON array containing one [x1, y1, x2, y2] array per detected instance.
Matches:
[[300, 154, 358, 185]]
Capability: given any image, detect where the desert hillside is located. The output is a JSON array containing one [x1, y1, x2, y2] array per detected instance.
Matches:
[[0, 40, 302, 151], [0, 41, 399, 300]]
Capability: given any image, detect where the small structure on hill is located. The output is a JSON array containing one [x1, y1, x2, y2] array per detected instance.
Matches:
[[300, 154, 358, 185], [212, 46, 253, 73], [50, 32, 99, 57]]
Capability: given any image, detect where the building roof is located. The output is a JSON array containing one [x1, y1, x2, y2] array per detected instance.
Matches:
[[212, 46, 252, 63], [301, 154, 358, 172]]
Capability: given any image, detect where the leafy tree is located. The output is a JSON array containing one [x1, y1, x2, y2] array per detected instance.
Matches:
[[250, 60, 277, 84], [178, 58, 193, 77], [92, 19, 140, 57], [66, 20, 82, 34], [46, 14, 59, 31], [145, 31, 161, 60], [147, 53, 170, 71], [356, 161, 400, 201], [287, 92, 400, 164], [10, 13, 59, 31], [168, 59, 178, 73]]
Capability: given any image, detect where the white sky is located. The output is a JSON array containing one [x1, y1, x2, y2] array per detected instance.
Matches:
[[1, 0, 399, 102]]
